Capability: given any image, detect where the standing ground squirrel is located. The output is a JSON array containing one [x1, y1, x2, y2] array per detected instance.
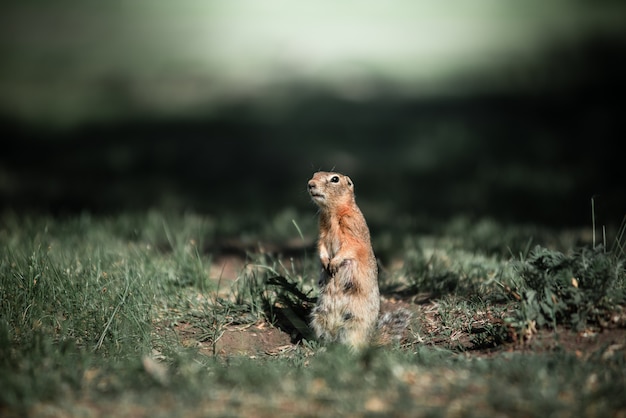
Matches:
[[307, 171, 380, 350]]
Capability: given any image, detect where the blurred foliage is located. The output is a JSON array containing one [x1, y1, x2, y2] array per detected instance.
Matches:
[[1, 4, 625, 230], [2, 83, 625, 230], [511, 245, 626, 333]]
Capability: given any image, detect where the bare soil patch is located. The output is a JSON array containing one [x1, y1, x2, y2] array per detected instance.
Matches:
[[173, 321, 293, 357], [172, 242, 626, 360], [169, 292, 626, 360]]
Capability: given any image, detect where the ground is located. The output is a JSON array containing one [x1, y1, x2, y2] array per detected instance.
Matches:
[[173, 299, 626, 361], [3, 216, 625, 417], [173, 250, 626, 360]]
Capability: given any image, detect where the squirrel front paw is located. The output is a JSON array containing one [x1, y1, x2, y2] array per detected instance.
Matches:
[[326, 257, 351, 276]]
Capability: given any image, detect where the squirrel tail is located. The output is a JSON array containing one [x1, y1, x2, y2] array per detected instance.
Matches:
[[375, 307, 413, 346]]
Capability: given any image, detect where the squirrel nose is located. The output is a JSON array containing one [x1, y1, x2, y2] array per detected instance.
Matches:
[[308, 181, 316, 190]]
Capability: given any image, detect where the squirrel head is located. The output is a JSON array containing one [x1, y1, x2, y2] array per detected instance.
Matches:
[[308, 171, 355, 210]]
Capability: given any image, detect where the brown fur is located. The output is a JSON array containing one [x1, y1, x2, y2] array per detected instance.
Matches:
[[307, 171, 380, 350]]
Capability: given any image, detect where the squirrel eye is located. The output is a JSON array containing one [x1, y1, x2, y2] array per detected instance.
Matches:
[[330, 176, 339, 183]]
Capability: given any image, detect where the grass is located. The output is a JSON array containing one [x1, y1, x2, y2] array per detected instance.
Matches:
[[1, 210, 625, 417]]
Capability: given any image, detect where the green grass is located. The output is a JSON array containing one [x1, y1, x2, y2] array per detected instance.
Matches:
[[1, 211, 625, 417]]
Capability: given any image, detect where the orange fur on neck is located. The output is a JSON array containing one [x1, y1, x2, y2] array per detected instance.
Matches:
[[334, 203, 353, 219]]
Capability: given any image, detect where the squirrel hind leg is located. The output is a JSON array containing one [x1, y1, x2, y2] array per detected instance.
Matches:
[[337, 314, 378, 350], [310, 304, 373, 349], [338, 325, 368, 351], [310, 303, 346, 343]]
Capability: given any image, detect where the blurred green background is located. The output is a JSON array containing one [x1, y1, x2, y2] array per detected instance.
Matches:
[[1, 1, 624, 227]]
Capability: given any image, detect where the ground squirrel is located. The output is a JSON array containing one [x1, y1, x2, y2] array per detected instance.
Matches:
[[307, 171, 381, 350]]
